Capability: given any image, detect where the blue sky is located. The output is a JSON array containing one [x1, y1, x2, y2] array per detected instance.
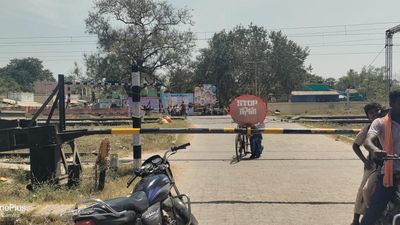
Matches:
[[1, 0, 400, 79]]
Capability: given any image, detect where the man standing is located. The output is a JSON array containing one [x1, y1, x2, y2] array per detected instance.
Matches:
[[180, 101, 187, 118], [361, 90, 400, 225], [250, 122, 264, 159], [351, 103, 383, 225]]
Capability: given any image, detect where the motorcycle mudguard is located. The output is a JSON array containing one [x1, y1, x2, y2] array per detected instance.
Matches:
[[162, 197, 198, 225], [142, 202, 162, 225], [171, 198, 198, 225]]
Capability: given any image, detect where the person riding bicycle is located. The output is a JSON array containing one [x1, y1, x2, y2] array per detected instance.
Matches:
[[250, 122, 264, 159], [361, 90, 400, 225]]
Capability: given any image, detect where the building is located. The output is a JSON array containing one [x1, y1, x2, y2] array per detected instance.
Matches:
[[290, 91, 339, 102]]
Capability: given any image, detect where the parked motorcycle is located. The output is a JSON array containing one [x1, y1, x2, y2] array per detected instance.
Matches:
[[64, 143, 198, 225]]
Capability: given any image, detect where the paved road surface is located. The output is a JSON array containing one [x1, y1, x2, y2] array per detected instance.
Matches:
[[171, 116, 362, 225]]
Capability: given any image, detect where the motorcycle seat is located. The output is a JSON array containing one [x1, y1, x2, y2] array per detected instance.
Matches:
[[103, 191, 149, 213]]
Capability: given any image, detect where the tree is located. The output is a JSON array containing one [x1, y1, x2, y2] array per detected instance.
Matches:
[[324, 77, 336, 88], [193, 25, 309, 105], [268, 31, 309, 95], [66, 61, 84, 82], [167, 66, 195, 93], [303, 73, 324, 84], [336, 66, 386, 102], [0, 58, 54, 92], [336, 69, 361, 91], [85, 0, 195, 83], [0, 76, 20, 94]]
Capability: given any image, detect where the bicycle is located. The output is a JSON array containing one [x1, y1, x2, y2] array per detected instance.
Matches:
[[235, 126, 251, 161]]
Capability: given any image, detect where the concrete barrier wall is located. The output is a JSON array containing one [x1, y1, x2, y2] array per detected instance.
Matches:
[[268, 102, 368, 115], [28, 107, 130, 116]]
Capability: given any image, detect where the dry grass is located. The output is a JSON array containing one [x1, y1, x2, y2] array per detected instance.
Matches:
[[301, 121, 365, 143], [67, 119, 191, 159], [0, 164, 182, 224], [0, 164, 135, 204], [300, 107, 365, 116], [0, 119, 191, 204], [0, 214, 67, 225]]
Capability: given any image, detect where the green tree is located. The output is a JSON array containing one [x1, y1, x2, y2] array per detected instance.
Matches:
[[85, 0, 195, 83], [0, 76, 20, 94], [168, 66, 195, 93], [193, 25, 309, 105], [268, 31, 309, 95], [324, 77, 336, 88], [336, 69, 361, 91], [303, 73, 324, 84], [0, 58, 54, 92], [336, 66, 386, 102], [66, 61, 84, 82]]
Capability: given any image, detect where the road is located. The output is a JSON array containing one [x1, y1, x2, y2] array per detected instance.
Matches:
[[171, 116, 362, 225]]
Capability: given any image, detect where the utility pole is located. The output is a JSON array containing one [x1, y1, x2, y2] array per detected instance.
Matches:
[[58, 74, 66, 131], [385, 24, 400, 105], [131, 63, 141, 169]]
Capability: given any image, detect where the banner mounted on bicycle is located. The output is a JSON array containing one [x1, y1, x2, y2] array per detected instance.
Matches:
[[229, 95, 267, 127]]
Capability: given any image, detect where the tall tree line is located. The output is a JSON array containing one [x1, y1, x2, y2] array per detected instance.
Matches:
[[0, 58, 54, 93], [169, 24, 310, 105]]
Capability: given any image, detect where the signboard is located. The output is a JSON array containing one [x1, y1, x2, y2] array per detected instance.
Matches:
[[229, 95, 267, 126], [160, 93, 194, 115], [194, 84, 217, 109]]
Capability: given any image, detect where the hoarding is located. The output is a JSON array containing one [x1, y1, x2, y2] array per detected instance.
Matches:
[[194, 84, 217, 109], [160, 93, 194, 115]]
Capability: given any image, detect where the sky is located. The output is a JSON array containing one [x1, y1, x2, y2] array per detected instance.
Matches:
[[1, 0, 400, 80]]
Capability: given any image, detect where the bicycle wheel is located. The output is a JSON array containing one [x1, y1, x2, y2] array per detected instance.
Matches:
[[235, 134, 241, 161]]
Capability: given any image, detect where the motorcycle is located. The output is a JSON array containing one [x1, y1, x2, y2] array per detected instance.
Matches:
[[374, 154, 400, 225], [64, 143, 198, 225]]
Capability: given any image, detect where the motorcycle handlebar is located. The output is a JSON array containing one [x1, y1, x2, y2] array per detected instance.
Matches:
[[172, 143, 190, 151], [127, 143, 191, 187]]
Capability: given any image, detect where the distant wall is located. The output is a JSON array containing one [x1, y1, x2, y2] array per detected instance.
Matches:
[[7, 92, 34, 102], [27, 108, 129, 116], [268, 102, 367, 115]]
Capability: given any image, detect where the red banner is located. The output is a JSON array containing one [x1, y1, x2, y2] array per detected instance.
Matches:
[[229, 95, 267, 126]]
